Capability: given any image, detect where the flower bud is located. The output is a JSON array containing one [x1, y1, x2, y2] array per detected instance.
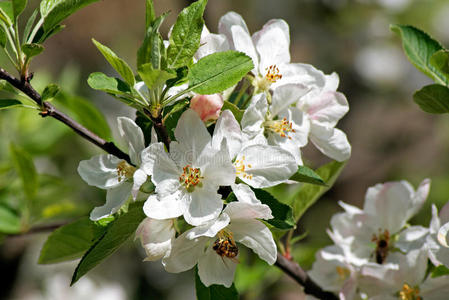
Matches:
[[190, 94, 224, 122]]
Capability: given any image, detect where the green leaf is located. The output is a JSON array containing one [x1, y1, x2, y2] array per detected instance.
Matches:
[[430, 50, 449, 81], [222, 101, 244, 123], [71, 202, 146, 285], [195, 266, 239, 300], [188, 51, 253, 95], [32, 24, 65, 44], [413, 84, 449, 114], [0, 99, 22, 109], [145, 0, 156, 30], [40, 0, 99, 31], [292, 161, 346, 221], [10, 143, 38, 199], [289, 166, 325, 186], [22, 9, 38, 44], [0, 205, 21, 234], [87, 72, 131, 96], [42, 83, 60, 101], [166, 0, 207, 69], [135, 111, 153, 145], [431, 265, 449, 278], [137, 13, 167, 69], [92, 39, 135, 86], [138, 63, 175, 91], [252, 188, 295, 230], [0, 27, 6, 48], [391, 24, 447, 85], [12, 0, 27, 20], [22, 43, 44, 58], [53, 91, 112, 140], [0, 2, 14, 26], [39, 217, 105, 264]]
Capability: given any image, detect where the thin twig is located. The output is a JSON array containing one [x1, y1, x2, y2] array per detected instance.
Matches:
[[145, 109, 171, 150], [0, 68, 131, 163], [275, 253, 339, 300]]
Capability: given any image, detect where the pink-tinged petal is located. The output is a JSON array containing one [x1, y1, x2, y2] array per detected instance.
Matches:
[[305, 91, 348, 128], [78, 154, 121, 189], [212, 110, 242, 159], [218, 11, 250, 47], [162, 231, 208, 273], [273, 63, 326, 90], [224, 201, 273, 220], [198, 244, 238, 287], [90, 182, 132, 221], [190, 94, 224, 122], [184, 186, 223, 226], [310, 123, 351, 162], [135, 218, 175, 261], [117, 117, 145, 165], [229, 219, 277, 264], [186, 213, 230, 239]]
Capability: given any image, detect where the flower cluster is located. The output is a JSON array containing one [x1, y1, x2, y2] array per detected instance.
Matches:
[[309, 179, 449, 300], [77, 12, 351, 288]]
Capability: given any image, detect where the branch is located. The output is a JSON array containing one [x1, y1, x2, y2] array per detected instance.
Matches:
[[275, 253, 339, 300], [0, 68, 131, 163], [145, 109, 171, 150]]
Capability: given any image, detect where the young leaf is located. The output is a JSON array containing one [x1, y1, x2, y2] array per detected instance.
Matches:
[[12, 0, 27, 20], [71, 202, 146, 285], [252, 188, 295, 230], [0, 99, 22, 109], [135, 111, 153, 145], [292, 161, 346, 221], [32, 24, 65, 44], [0, 2, 14, 26], [0, 205, 21, 234], [92, 39, 135, 87], [222, 101, 244, 123], [22, 43, 44, 58], [413, 84, 449, 114], [145, 0, 156, 30], [22, 9, 38, 44], [166, 0, 207, 69], [430, 50, 449, 81], [137, 13, 167, 69], [391, 24, 447, 85], [10, 143, 38, 199], [431, 265, 449, 278], [40, 0, 99, 31], [39, 217, 105, 264], [289, 166, 326, 186], [195, 267, 239, 300], [0, 27, 6, 48], [42, 84, 60, 101], [138, 63, 175, 91], [87, 72, 132, 95], [188, 51, 253, 95]]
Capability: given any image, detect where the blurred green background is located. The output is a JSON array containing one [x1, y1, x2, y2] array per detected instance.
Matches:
[[2, 0, 449, 299]]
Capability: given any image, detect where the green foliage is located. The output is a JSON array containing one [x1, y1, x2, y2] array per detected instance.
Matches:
[[0, 204, 21, 234], [87, 72, 132, 98], [137, 63, 175, 91], [71, 202, 146, 285], [0, 99, 22, 109], [166, 0, 207, 69], [222, 101, 244, 123], [39, 217, 105, 264], [145, 0, 156, 29], [12, 0, 27, 20], [413, 84, 449, 114], [289, 166, 326, 186], [22, 43, 44, 58], [292, 161, 346, 221], [252, 188, 295, 230], [195, 267, 239, 300], [391, 24, 447, 85], [137, 13, 167, 69], [431, 50, 449, 82], [22, 9, 38, 43], [10, 143, 38, 199], [40, 0, 99, 31], [135, 111, 153, 145], [188, 51, 253, 95], [41, 83, 60, 101], [431, 265, 449, 278], [92, 39, 135, 87], [0, 2, 14, 26], [0, 27, 6, 48]]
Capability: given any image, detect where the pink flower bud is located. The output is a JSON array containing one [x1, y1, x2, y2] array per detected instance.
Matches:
[[190, 94, 224, 122]]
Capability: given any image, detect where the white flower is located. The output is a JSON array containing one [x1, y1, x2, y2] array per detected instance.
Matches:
[[241, 84, 310, 164], [328, 179, 430, 266], [213, 110, 298, 188], [135, 218, 176, 261], [162, 200, 276, 287], [297, 73, 351, 162], [77, 117, 148, 221], [423, 203, 449, 267], [142, 109, 236, 226]]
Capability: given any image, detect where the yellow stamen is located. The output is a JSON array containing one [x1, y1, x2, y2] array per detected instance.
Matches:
[[264, 117, 296, 139], [265, 65, 282, 83], [179, 165, 203, 192], [116, 161, 136, 182], [234, 156, 253, 179], [336, 266, 350, 282], [399, 283, 421, 300]]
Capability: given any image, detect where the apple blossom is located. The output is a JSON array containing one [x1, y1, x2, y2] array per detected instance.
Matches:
[[190, 93, 224, 122], [135, 218, 176, 261]]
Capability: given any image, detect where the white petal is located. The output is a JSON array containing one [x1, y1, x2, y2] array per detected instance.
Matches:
[[218, 11, 250, 45], [231, 183, 260, 204], [421, 275, 449, 299], [184, 186, 223, 226], [224, 201, 273, 220], [236, 144, 297, 188], [395, 225, 428, 253], [278, 107, 310, 147], [324, 72, 340, 92], [430, 204, 441, 234], [131, 168, 147, 200], [78, 154, 121, 189], [438, 222, 449, 248], [230, 25, 259, 72], [197, 142, 236, 187], [186, 213, 230, 239], [273, 63, 326, 90], [406, 178, 430, 220], [198, 244, 238, 287], [90, 182, 132, 221], [304, 91, 348, 128], [212, 110, 242, 159], [117, 117, 145, 165], [241, 94, 268, 137], [229, 219, 277, 264], [252, 19, 291, 74], [162, 231, 208, 273], [174, 109, 211, 162], [135, 218, 175, 261], [310, 124, 351, 162], [150, 127, 158, 144], [270, 84, 309, 117], [267, 133, 303, 165], [141, 142, 179, 184], [143, 184, 188, 220], [196, 30, 229, 60]]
